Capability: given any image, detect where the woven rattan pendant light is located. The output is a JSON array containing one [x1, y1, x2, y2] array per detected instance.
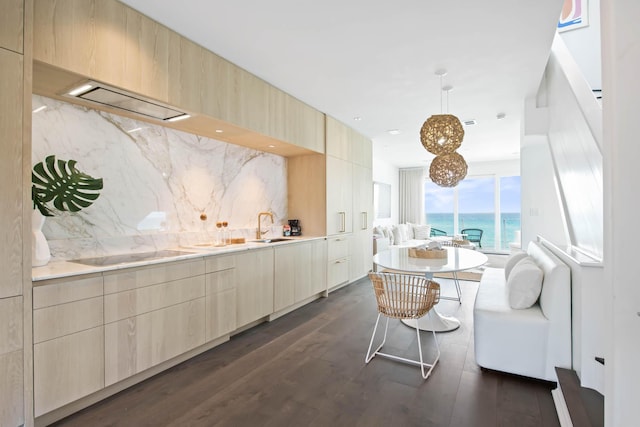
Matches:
[[422, 70, 467, 187], [428, 152, 468, 187], [420, 71, 464, 156]]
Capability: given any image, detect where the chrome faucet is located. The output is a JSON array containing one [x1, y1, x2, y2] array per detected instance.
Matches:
[[257, 211, 274, 239]]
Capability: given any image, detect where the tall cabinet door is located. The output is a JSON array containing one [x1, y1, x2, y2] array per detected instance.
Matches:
[[326, 155, 353, 235], [0, 6, 26, 424], [350, 163, 373, 281]]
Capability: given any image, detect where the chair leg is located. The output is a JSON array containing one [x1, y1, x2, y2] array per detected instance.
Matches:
[[452, 271, 462, 304], [365, 313, 389, 363], [415, 311, 441, 379], [365, 312, 440, 379]]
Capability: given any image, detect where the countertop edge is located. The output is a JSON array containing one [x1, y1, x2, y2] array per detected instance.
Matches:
[[32, 236, 326, 282]]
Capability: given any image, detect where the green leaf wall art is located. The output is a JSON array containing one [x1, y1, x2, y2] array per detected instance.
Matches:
[[32, 155, 104, 217]]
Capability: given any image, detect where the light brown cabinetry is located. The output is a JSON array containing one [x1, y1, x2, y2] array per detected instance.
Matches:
[[325, 116, 373, 284], [0, 296, 24, 425], [350, 163, 373, 282], [235, 248, 274, 328], [274, 239, 327, 312], [33, 276, 104, 417], [0, 0, 24, 53], [0, 48, 24, 300], [327, 236, 350, 290], [326, 155, 353, 235], [205, 255, 236, 341], [32, 0, 325, 154], [103, 260, 206, 386]]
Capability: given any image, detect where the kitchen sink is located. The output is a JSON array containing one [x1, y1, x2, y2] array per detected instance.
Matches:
[[253, 238, 294, 243]]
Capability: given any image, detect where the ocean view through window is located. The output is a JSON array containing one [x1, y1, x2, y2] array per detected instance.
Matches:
[[424, 175, 521, 251]]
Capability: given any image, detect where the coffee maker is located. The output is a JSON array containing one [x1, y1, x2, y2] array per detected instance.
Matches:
[[288, 219, 302, 236]]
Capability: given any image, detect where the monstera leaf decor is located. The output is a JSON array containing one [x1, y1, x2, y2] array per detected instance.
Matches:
[[32, 155, 104, 217]]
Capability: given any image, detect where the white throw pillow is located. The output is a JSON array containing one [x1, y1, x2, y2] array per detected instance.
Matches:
[[504, 251, 528, 279], [507, 257, 544, 309], [405, 223, 416, 240], [413, 224, 432, 240], [398, 224, 411, 242], [391, 225, 403, 244]]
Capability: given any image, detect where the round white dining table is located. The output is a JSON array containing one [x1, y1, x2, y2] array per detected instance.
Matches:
[[372, 246, 488, 332]]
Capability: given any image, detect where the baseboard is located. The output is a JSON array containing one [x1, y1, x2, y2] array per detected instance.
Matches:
[[552, 386, 574, 427]]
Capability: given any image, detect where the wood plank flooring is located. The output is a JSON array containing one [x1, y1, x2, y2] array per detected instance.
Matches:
[[51, 277, 559, 427]]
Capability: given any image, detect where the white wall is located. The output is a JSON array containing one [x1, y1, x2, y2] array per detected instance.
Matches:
[[602, 1, 640, 425], [545, 36, 604, 260], [559, 0, 602, 91], [519, 136, 568, 248], [372, 156, 399, 226]]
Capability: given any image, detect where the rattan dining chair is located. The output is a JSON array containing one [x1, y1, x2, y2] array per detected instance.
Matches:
[[366, 272, 441, 379]]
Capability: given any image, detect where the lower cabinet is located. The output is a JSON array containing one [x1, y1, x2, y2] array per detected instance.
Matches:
[[274, 239, 327, 311], [327, 236, 350, 289], [33, 275, 104, 417], [103, 260, 206, 386], [205, 254, 236, 341], [235, 248, 274, 328]]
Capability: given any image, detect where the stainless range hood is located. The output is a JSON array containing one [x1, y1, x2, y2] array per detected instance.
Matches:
[[63, 81, 190, 122]]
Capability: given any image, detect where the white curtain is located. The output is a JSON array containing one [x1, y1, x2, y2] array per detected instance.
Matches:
[[399, 167, 425, 224]]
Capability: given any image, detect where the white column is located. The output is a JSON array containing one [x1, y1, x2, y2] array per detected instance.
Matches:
[[601, 1, 640, 425]]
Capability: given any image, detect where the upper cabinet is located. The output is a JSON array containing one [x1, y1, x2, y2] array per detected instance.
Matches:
[[32, 0, 325, 155], [325, 115, 372, 166], [0, 0, 24, 53]]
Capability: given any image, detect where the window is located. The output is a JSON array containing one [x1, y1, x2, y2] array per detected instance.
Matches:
[[424, 175, 521, 252]]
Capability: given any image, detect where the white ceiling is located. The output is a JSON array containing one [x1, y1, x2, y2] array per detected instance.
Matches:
[[119, 0, 563, 168]]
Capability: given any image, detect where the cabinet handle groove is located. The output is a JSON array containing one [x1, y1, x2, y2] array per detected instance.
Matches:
[[339, 211, 346, 232]]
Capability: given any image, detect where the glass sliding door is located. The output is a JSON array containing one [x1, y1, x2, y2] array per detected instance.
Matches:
[[499, 176, 521, 251], [457, 177, 495, 249], [424, 174, 521, 253], [424, 180, 454, 235]]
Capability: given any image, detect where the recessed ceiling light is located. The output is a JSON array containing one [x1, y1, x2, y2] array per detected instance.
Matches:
[[32, 106, 47, 113], [353, 116, 362, 121], [387, 129, 401, 135], [215, 129, 223, 133], [268, 144, 276, 148]]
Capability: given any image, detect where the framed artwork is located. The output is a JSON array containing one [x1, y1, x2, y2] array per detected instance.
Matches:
[[558, 0, 588, 32], [373, 181, 391, 219]]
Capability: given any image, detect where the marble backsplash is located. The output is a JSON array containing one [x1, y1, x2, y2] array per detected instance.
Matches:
[[32, 95, 287, 261]]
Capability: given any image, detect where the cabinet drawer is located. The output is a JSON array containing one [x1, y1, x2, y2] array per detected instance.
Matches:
[[206, 269, 236, 341], [104, 275, 205, 323], [104, 298, 205, 386], [205, 254, 235, 273], [104, 259, 205, 294], [327, 236, 350, 260], [328, 257, 350, 288], [33, 275, 103, 309], [34, 296, 103, 344], [34, 327, 104, 417]]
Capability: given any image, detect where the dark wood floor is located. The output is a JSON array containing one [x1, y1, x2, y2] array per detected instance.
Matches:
[[52, 277, 560, 427]]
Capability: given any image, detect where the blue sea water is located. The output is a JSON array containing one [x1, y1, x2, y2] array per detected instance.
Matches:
[[425, 212, 520, 250]]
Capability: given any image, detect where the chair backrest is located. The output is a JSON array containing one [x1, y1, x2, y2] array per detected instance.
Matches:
[[430, 227, 447, 237], [461, 228, 483, 242], [368, 272, 440, 320]]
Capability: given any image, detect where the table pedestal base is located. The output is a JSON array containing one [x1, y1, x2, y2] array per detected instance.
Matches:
[[402, 309, 461, 332]]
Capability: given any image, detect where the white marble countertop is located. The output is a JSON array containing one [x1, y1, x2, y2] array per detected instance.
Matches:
[[32, 236, 325, 282]]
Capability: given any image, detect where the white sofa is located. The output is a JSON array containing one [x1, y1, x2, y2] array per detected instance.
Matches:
[[473, 240, 571, 381], [372, 223, 476, 250]]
